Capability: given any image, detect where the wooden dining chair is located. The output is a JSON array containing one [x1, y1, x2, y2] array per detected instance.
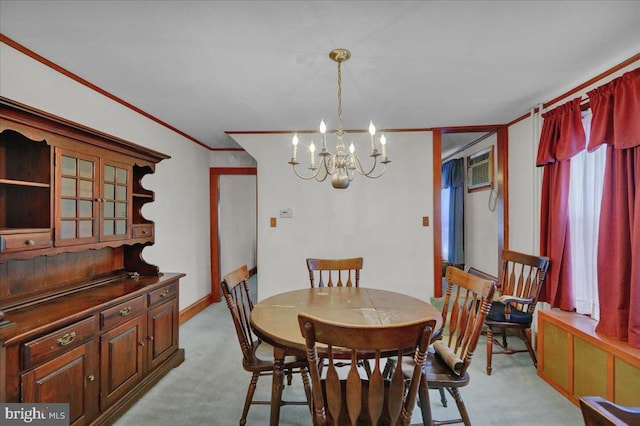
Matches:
[[221, 265, 311, 425], [306, 257, 363, 288], [298, 312, 435, 426], [405, 266, 495, 426], [579, 396, 640, 426], [485, 250, 550, 375]]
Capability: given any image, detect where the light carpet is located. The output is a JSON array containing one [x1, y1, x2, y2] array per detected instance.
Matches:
[[114, 277, 583, 426]]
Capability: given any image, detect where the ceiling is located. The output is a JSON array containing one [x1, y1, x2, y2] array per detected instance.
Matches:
[[1, 1, 639, 155]]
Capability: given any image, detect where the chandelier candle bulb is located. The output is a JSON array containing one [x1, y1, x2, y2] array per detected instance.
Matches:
[[320, 120, 327, 150], [369, 121, 376, 151], [380, 134, 387, 158], [292, 133, 299, 161], [309, 142, 316, 167]]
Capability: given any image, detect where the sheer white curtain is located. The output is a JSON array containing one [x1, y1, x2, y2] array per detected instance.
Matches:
[[568, 112, 606, 319]]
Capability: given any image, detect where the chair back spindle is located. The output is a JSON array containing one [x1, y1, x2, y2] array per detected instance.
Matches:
[[500, 250, 549, 315], [306, 257, 363, 288], [221, 265, 257, 362], [441, 266, 495, 378], [484, 250, 550, 375], [299, 313, 435, 426]]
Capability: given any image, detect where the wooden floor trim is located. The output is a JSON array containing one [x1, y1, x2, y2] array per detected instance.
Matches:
[[179, 267, 256, 325], [179, 293, 216, 325]]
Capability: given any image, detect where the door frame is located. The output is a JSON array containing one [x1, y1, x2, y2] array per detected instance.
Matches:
[[209, 167, 257, 302], [432, 126, 507, 297]]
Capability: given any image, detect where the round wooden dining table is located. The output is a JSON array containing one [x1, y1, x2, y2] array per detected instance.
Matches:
[[250, 287, 442, 426]]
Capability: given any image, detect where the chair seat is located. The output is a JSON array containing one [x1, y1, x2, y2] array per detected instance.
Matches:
[[486, 301, 532, 325], [402, 350, 470, 388], [243, 340, 306, 371]]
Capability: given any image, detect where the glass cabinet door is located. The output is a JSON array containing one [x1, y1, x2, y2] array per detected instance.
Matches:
[[101, 161, 132, 241], [55, 150, 99, 246]]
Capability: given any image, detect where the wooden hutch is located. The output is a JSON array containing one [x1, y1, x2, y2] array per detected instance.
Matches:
[[0, 97, 185, 425]]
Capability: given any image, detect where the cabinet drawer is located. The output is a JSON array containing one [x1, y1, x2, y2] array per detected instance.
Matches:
[[148, 282, 177, 307], [132, 224, 153, 239], [100, 296, 145, 329], [23, 317, 95, 369], [0, 230, 52, 254]]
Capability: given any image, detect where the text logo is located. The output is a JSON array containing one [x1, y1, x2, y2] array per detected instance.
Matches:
[[0, 404, 69, 425]]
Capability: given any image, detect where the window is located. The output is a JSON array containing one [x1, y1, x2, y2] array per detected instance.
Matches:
[[441, 186, 451, 261], [568, 111, 606, 319]]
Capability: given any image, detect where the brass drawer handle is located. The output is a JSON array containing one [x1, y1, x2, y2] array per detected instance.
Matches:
[[119, 307, 132, 316], [26, 239, 35, 246], [57, 332, 76, 346], [159, 289, 170, 298]]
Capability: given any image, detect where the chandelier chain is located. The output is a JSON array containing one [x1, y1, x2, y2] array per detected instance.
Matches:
[[337, 60, 343, 132]]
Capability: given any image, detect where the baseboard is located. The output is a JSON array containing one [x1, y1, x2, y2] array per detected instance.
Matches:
[[179, 293, 217, 325], [179, 266, 257, 325]]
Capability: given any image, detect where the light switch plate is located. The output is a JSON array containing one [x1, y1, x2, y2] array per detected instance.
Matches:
[[279, 208, 293, 218]]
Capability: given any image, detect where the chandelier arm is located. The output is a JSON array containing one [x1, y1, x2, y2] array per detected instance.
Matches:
[[315, 158, 330, 182], [360, 163, 388, 179], [352, 154, 382, 177], [290, 163, 324, 181]]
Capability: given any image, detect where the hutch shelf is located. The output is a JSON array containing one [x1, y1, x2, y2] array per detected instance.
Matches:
[[0, 97, 185, 426]]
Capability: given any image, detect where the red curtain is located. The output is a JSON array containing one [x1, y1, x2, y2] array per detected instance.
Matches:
[[588, 68, 640, 347], [536, 98, 586, 310]]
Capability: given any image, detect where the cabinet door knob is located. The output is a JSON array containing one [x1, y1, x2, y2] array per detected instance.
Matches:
[[148, 335, 154, 341], [119, 307, 132, 316], [87, 375, 95, 382], [139, 341, 145, 347], [26, 240, 35, 246], [56, 332, 76, 346]]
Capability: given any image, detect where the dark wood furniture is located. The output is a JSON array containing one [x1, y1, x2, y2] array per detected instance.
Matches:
[[0, 97, 185, 426], [306, 257, 363, 288], [579, 396, 640, 426], [298, 312, 436, 426], [221, 265, 310, 425], [485, 249, 550, 375], [251, 287, 442, 426], [408, 266, 495, 426]]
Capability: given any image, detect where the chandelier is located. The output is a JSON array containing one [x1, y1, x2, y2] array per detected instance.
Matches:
[[288, 49, 390, 189]]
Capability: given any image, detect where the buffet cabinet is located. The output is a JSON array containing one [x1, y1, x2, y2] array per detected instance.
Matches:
[[0, 97, 185, 425]]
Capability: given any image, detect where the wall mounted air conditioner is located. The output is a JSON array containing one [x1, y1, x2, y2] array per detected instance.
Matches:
[[467, 148, 493, 190]]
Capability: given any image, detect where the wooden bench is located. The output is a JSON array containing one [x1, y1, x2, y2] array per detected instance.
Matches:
[[537, 309, 640, 407]]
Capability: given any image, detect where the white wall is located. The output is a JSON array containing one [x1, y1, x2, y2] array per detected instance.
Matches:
[[508, 116, 541, 255], [219, 175, 257, 278], [231, 131, 435, 302], [0, 41, 212, 311], [461, 134, 499, 276]]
